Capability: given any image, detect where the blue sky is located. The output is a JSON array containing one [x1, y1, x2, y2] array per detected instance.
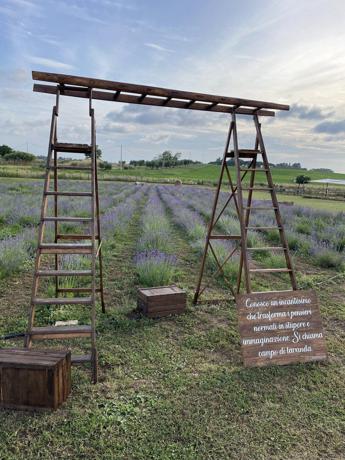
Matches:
[[1, 0, 345, 171]]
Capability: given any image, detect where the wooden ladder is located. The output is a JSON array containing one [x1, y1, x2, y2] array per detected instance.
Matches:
[[194, 112, 297, 303], [24, 87, 105, 383]]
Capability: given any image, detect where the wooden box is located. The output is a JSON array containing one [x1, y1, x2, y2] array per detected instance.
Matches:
[[138, 285, 186, 318], [0, 348, 71, 411]]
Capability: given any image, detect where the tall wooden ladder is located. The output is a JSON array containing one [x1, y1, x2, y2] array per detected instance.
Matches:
[[194, 112, 297, 303], [24, 87, 105, 383]]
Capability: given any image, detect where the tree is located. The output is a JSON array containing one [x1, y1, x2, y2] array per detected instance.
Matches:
[[0, 145, 13, 157], [99, 161, 112, 170], [84, 145, 102, 159], [3, 151, 35, 163], [295, 175, 310, 184]]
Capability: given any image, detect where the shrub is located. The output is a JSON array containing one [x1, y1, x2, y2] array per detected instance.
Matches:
[[314, 250, 344, 271], [134, 250, 177, 286]]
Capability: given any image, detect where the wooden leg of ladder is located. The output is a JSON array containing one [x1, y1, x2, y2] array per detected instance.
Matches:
[[232, 112, 251, 293], [253, 115, 298, 290], [94, 157, 105, 313]]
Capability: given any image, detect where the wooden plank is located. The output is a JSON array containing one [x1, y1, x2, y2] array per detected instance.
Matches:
[[33, 84, 276, 117], [32, 71, 289, 111], [52, 142, 91, 153], [30, 325, 92, 340], [39, 243, 93, 254], [32, 297, 92, 305], [236, 290, 327, 367], [37, 269, 92, 276]]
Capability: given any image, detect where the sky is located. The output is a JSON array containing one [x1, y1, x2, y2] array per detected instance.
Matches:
[[1, 0, 345, 172]]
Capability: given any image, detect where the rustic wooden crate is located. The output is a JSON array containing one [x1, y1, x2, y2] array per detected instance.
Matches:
[[138, 285, 186, 318], [0, 348, 71, 411]]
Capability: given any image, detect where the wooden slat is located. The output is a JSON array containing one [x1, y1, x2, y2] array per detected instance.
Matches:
[[56, 234, 99, 240], [32, 297, 92, 305], [45, 191, 92, 197], [33, 84, 276, 117], [72, 354, 92, 364], [39, 243, 92, 254], [209, 235, 242, 240], [43, 217, 92, 222], [37, 270, 92, 276], [52, 143, 91, 153], [49, 165, 92, 171], [32, 71, 290, 111], [249, 268, 292, 273], [30, 325, 92, 340]]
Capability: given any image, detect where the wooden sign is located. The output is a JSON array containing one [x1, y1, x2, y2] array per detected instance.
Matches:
[[236, 290, 327, 367]]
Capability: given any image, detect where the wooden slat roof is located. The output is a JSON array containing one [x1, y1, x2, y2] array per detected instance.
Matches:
[[32, 71, 290, 117]]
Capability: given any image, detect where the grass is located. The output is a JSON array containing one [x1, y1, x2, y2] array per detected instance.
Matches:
[[2, 162, 345, 186], [0, 182, 344, 459]]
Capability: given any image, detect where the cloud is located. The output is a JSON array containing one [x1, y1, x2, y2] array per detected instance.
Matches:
[[145, 43, 173, 53], [313, 119, 345, 135], [26, 56, 74, 70], [279, 103, 334, 120], [105, 105, 223, 130]]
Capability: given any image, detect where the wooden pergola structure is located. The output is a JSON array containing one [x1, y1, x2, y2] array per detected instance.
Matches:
[[28, 71, 297, 381]]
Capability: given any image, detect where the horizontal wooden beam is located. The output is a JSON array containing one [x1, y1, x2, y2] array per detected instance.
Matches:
[[32, 71, 289, 111], [33, 84, 275, 117]]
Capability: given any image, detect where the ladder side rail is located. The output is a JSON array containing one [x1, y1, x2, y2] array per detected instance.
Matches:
[[193, 120, 233, 304], [90, 89, 98, 383], [94, 142, 105, 313], [232, 112, 251, 293], [253, 115, 298, 290], [25, 105, 58, 347], [237, 154, 257, 293]]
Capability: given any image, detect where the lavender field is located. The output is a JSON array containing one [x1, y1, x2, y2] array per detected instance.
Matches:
[[0, 179, 344, 284], [0, 179, 344, 459]]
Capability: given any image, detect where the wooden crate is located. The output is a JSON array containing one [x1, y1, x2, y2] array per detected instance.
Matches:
[[0, 348, 71, 411], [138, 285, 186, 318]]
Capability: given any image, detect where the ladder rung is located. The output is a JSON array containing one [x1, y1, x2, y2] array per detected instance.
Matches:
[[243, 206, 278, 210], [30, 325, 92, 340], [32, 297, 92, 305], [246, 226, 281, 230], [39, 243, 93, 254], [249, 268, 292, 273], [240, 168, 269, 172], [37, 270, 93, 276], [45, 191, 92, 197], [247, 247, 286, 251], [57, 288, 101, 293], [53, 143, 92, 153], [209, 235, 242, 240], [242, 187, 273, 191], [72, 354, 92, 364], [43, 217, 92, 222], [57, 234, 99, 240], [49, 165, 92, 171], [227, 149, 260, 158]]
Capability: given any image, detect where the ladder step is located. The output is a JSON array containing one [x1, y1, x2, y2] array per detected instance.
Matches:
[[30, 325, 92, 340], [33, 297, 92, 305], [249, 268, 292, 273], [43, 217, 92, 222], [247, 247, 286, 251], [57, 288, 101, 293], [57, 234, 99, 240], [49, 165, 92, 171], [246, 226, 282, 230], [240, 168, 269, 172], [53, 143, 92, 153], [242, 187, 273, 191], [209, 235, 242, 240], [37, 270, 93, 276], [39, 243, 93, 254], [45, 191, 92, 197], [243, 206, 278, 210], [227, 149, 260, 158], [72, 354, 92, 365]]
